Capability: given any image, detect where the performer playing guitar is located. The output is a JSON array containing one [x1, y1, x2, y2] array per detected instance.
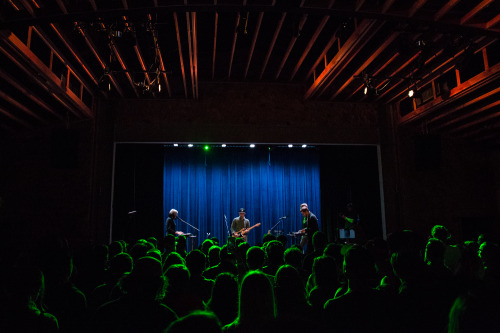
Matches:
[[231, 208, 259, 242]]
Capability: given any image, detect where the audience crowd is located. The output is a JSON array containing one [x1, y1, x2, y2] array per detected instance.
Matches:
[[1, 224, 500, 332]]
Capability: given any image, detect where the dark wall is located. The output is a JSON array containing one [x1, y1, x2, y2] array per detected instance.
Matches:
[[114, 82, 380, 144], [0, 99, 114, 249], [395, 129, 499, 241], [0, 123, 94, 247]]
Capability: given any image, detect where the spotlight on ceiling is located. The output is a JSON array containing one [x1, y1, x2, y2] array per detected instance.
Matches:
[[221, 144, 227, 147], [204, 145, 210, 151], [302, 144, 307, 148], [288, 144, 293, 148], [249, 144, 255, 148], [188, 144, 193, 148], [173, 144, 179, 147], [408, 88, 415, 98]]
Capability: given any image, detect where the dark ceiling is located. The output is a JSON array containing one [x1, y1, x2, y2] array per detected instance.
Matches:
[[0, 0, 499, 146]]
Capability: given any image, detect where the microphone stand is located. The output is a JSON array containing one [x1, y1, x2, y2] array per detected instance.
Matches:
[[269, 217, 287, 235], [177, 216, 200, 252], [224, 214, 230, 240]]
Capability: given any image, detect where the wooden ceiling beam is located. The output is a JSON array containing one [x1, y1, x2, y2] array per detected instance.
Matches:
[[289, 0, 334, 80], [133, 43, 156, 97], [109, 39, 139, 97], [331, 31, 399, 100], [88, 0, 97, 12], [0, 89, 47, 123], [173, 12, 188, 98], [355, 0, 365, 12], [0, 105, 32, 128], [408, 0, 428, 18], [387, 36, 491, 104], [460, 0, 494, 25], [244, 12, 264, 79], [430, 86, 500, 127], [50, 24, 99, 86], [147, 13, 172, 97], [0, 32, 90, 118], [275, 13, 307, 79], [437, 99, 500, 132], [19, 0, 35, 17], [486, 13, 500, 29], [260, 11, 286, 80], [192, 11, 198, 99], [228, 12, 241, 79], [0, 67, 63, 120], [290, 15, 330, 80], [382, 0, 397, 13], [434, 0, 461, 21], [56, 0, 68, 14], [185, 10, 195, 97], [304, 29, 338, 81], [348, 52, 399, 100], [399, 58, 500, 125], [31, 26, 95, 93], [460, 122, 500, 141], [305, 19, 383, 99], [0, 43, 83, 119], [449, 100, 500, 134], [212, 10, 218, 80], [76, 25, 124, 97]]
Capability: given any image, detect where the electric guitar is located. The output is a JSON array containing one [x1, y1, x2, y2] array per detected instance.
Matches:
[[233, 223, 261, 238]]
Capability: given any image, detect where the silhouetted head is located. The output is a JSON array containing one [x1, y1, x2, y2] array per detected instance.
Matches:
[[201, 239, 215, 256], [343, 245, 376, 281], [425, 238, 446, 265], [122, 256, 165, 300], [164, 252, 185, 272], [186, 249, 206, 276], [431, 225, 451, 242], [166, 311, 221, 333], [312, 231, 328, 252], [165, 264, 190, 293], [313, 255, 338, 287], [284, 247, 303, 270], [238, 271, 275, 323], [246, 246, 265, 270], [265, 240, 285, 267]]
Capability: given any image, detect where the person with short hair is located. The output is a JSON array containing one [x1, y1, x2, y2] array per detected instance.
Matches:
[[298, 203, 319, 254], [166, 209, 179, 236], [231, 208, 251, 242]]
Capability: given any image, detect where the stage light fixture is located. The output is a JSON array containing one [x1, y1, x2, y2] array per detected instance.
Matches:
[[188, 144, 193, 147], [288, 144, 293, 148], [221, 144, 227, 147], [204, 145, 210, 151], [158, 84, 162, 93], [173, 144, 179, 147], [408, 88, 415, 98], [302, 144, 307, 148], [250, 144, 255, 148], [364, 85, 368, 95]]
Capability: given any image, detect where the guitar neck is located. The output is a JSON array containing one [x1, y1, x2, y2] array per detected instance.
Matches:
[[246, 223, 261, 231]]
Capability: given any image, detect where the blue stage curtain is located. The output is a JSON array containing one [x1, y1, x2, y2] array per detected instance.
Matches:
[[163, 147, 321, 247]]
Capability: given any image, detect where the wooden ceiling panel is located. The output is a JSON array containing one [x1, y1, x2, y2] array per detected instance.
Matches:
[[0, 0, 498, 145]]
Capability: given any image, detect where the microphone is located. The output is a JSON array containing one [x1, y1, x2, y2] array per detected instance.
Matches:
[[280, 216, 288, 219]]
